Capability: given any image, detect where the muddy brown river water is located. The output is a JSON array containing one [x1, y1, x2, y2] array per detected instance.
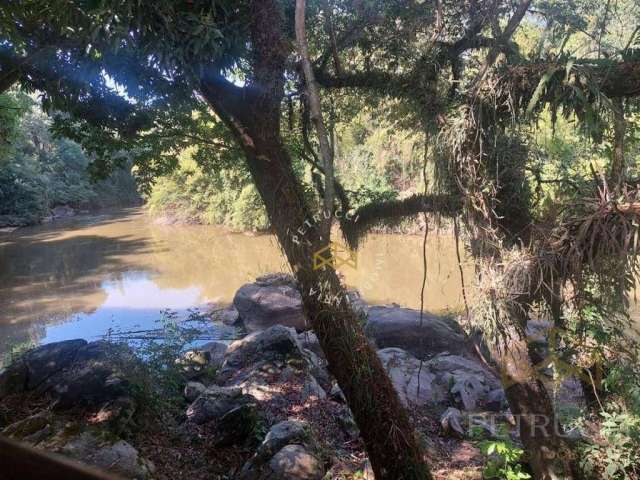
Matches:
[[0, 208, 476, 358]]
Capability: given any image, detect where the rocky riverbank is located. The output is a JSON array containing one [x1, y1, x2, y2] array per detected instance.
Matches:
[[0, 274, 584, 480]]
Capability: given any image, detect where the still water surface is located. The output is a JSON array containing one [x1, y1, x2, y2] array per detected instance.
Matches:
[[0, 208, 472, 358]]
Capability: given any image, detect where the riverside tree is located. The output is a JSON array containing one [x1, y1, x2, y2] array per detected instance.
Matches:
[[2, 1, 640, 479]]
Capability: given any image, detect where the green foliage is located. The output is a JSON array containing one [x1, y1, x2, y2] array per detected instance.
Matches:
[[0, 92, 140, 226], [580, 410, 640, 479], [479, 440, 532, 480], [147, 148, 268, 231], [106, 309, 205, 413]]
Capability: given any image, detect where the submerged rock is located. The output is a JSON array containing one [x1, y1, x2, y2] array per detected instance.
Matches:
[[233, 274, 308, 332]]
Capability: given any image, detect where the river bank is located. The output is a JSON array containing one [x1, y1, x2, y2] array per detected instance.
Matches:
[[0, 273, 589, 480]]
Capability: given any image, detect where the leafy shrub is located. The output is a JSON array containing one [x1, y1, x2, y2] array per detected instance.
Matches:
[[479, 440, 531, 480], [579, 410, 640, 479], [148, 150, 269, 231]]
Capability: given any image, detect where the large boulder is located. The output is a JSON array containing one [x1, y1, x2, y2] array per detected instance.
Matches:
[[233, 274, 308, 332], [0, 339, 87, 397], [217, 326, 328, 386], [38, 341, 133, 409], [215, 326, 330, 413], [377, 348, 502, 411], [365, 306, 471, 359], [426, 354, 501, 411], [0, 340, 133, 409]]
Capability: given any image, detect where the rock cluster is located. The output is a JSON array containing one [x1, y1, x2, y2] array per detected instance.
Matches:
[[0, 340, 152, 478], [0, 273, 522, 479]]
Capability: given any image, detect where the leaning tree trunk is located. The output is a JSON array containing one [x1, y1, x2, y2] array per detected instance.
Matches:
[[496, 325, 577, 480], [205, 103, 431, 480], [199, 1, 431, 478]]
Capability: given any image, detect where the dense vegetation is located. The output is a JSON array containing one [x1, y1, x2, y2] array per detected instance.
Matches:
[[0, 92, 140, 227], [148, 111, 415, 230]]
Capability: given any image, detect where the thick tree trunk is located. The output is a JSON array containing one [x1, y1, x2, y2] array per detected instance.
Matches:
[[497, 329, 577, 480], [199, 1, 431, 478], [203, 104, 432, 480]]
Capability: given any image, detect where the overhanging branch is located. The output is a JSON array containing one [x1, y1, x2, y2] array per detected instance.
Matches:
[[340, 193, 461, 249]]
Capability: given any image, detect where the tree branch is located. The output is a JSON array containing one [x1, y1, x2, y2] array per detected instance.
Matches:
[[340, 194, 461, 249]]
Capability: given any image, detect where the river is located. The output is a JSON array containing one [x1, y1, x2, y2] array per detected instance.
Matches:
[[0, 208, 473, 359]]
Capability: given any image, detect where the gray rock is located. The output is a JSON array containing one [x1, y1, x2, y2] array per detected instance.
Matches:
[[427, 354, 500, 411], [297, 331, 323, 359], [213, 305, 241, 326], [365, 306, 470, 359], [51, 205, 76, 219], [1, 340, 133, 409], [238, 420, 313, 480], [0, 339, 87, 397], [300, 376, 327, 402], [218, 326, 308, 383], [486, 388, 508, 412], [329, 383, 346, 403], [61, 432, 152, 479], [38, 341, 131, 409], [184, 381, 207, 401], [440, 407, 465, 438], [186, 385, 254, 425], [181, 341, 228, 378], [267, 444, 323, 480], [213, 403, 258, 447], [2, 413, 51, 439], [377, 348, 442, 407], [233, 274, 308, 332]]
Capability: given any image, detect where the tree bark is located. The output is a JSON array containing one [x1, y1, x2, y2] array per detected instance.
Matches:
[[611, 97, 626, 190], [295, 0, 335, 240], [0, 68, 19, 94], [200, 1, 432, 478], [496, 328, 577, 480]]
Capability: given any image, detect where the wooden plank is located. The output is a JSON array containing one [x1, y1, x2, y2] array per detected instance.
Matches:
[[0, 435, 123, 480]]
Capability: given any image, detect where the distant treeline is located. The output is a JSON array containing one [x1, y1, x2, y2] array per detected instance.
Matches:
[[0, 93, 140, 227]]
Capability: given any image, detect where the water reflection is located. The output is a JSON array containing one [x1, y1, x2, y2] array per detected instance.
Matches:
[[0, 208, 473, 357]]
